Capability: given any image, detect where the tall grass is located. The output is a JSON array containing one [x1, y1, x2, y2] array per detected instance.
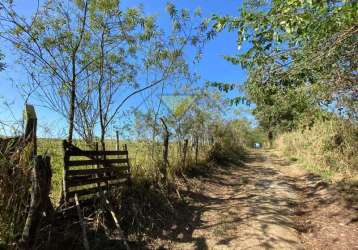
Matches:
[[0, 141, 33, 246], [37, 138, 212, 205], [0, 122, 250, 247], [276, 118, 358, 181], [36, 121, 253, 207]]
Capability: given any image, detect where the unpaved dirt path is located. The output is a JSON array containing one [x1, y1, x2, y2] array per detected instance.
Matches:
[[158, 150, 358, 250]]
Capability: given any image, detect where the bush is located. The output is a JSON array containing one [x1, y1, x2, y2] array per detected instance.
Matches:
[[207, 121, 249, 163]]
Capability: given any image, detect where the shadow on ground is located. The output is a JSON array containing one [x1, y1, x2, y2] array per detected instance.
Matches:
[[38, 150, 358, 249], [127, 151, 304, 249]]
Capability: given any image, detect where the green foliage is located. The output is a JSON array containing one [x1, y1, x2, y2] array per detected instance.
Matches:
[[207, 118, 262, 162], [249, 83, 323, 131], [212, 0, 357, 131], [0, 0, 210, 143], [131, 89, 224, 171], [208, 81, 235, 93]]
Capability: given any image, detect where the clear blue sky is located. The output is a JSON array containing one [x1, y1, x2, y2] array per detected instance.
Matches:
[[0, 0, 255, 137]]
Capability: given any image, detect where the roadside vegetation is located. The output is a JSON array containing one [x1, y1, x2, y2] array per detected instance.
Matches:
[[276, 119, 358, 180], [0, 0, 265, 245], [38, 117, 262, 204], [212, 0, 357, 183], [0, 141, 33, 246], [0, 0, 356, 249]]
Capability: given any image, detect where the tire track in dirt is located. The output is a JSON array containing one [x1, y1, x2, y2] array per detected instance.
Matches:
[[169, 151, 305, 249], [155, 150, 358, 250]]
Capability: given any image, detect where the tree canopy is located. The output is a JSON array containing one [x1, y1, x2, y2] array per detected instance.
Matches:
[[212, 0, 357, 132], [0, 0, 209, 143]]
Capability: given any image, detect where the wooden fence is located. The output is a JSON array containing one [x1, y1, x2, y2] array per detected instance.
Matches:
[[1, 104, 132, 249], [0, 104, 53, 249], [62, 140, 131, 205]]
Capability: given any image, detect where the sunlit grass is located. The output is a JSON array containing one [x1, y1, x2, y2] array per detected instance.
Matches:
[[37, 138, 211, 206], [276, 119, 358, 182]]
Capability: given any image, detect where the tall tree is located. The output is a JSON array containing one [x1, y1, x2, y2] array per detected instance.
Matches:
[[0, 1, 210, 145], [82, 2, 208, 149], [212, 0, 357, 131], [0, 0, 91, 143]]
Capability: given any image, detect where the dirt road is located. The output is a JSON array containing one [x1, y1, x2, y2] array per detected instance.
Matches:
[[157, 150, 358, 250]]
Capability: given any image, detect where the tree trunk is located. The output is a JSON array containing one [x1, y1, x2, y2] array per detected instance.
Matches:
[[67, 2, 88, 143], [182, 139, 188, 168], [100, 129, 106, 152], [160, 118, 169, 183], [195, 136, 199, 165], [68, 54, 77, 144], [268, 130, 273, 148], [98, 30, 106, 153], [20, 156, 53, 249]]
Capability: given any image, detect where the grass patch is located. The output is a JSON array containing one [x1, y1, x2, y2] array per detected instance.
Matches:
[[275, 118, 358, 183], [37, 138, 212, 206], [301, 163, 335, 181]]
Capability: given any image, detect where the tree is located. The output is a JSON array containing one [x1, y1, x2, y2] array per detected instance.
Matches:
[[0, 0, 92, 143], [85, 2, 208, 149], [0, 1, 210, 145], [161, 89, 224, 166], [211, 0, 357, 131], [131, 86, 225, 171]]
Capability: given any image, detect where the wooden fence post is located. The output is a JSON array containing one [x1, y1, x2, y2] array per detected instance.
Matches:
[[62, 140, 69, 205], [20, 156, 41, 249], [116, 131, 120, 151], [75, 194, 90, 250], [20, 155, 53, 249], [95, 142, 101, 190], [123, 144, 131, 185], [23, 104, 37, 156]]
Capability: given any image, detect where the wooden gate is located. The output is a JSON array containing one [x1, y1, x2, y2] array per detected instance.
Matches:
[[62, 140, 130, 205]]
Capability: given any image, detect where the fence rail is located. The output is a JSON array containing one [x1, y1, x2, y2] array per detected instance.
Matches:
[[63, 140, 131, 205]]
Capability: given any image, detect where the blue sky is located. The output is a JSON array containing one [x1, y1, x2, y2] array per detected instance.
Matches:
[[0, 0, 255, 137]]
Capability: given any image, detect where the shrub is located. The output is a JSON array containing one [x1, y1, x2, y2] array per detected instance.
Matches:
[[207, 122, 249, 163]]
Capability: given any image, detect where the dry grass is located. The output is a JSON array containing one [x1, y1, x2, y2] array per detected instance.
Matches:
[[275, 119, 358, 182], [37, 139, 211, 206], [0, 140, 33, 246], [0, 123, 250, 248]]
